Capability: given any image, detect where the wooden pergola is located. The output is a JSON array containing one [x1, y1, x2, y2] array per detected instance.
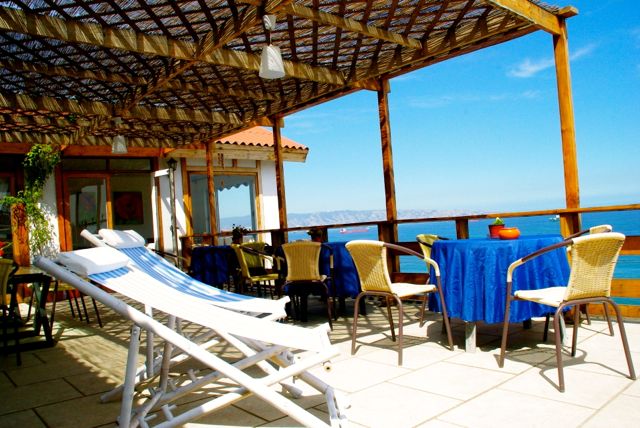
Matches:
[[0, 0, 580, 241]]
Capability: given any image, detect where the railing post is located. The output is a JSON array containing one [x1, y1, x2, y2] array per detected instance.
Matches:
[[455, 219, 469, 239], [560, 213, 581, 237], [378, 221, 399, 272], [270, 229, 286, 249]]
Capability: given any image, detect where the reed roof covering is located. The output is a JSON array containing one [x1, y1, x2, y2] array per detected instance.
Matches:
[[0, 0, 575, 153]]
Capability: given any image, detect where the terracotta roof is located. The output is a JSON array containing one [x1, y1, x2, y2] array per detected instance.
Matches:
[[218, 127, 307, 151]]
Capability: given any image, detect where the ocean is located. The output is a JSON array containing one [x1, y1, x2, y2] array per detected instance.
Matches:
[[287, 210, 640, 278]]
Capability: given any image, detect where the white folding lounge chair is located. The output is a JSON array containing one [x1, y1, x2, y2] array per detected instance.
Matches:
[[81, 228, 288, 319], [36, 248, 347, 428], [81, 229, 294, 404]]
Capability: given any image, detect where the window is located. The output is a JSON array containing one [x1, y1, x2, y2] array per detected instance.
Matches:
[[190, 174, 258, 237]]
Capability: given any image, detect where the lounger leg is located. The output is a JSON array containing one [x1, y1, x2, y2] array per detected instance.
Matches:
[[119, 325, 142, 428], [145, 305, 155, 379]]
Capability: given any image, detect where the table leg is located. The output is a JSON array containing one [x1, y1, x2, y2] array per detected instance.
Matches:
[[464, 321, 476, 353]]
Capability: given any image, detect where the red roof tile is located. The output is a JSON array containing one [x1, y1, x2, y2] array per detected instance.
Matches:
[[217, 127, 307, 151]]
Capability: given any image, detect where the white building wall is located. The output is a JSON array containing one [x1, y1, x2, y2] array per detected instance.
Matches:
[[259, 161, 280, 231], [42, 175, 60, 257]]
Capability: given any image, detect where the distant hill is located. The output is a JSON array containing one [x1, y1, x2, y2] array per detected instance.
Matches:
[[287, 209, 477, 227], [221, 209, 477, 230]]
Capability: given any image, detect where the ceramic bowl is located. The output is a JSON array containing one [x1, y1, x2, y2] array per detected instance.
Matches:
[[498, 227, 520, 240]]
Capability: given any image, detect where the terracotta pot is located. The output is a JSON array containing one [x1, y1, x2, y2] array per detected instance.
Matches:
[[498, 227, 521, 240], [488, 224, 505, 238], [10, 203, 30, 266]]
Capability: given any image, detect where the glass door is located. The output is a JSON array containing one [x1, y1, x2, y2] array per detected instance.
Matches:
[[189, 173, 258, 242], [64, 176, 109, 249]]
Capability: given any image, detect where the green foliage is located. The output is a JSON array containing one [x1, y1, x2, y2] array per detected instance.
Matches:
[[491, 217, 505, 226], [23, 143, 61, 194], [0, 143, 61, 256], [231, 224, 249, 240]]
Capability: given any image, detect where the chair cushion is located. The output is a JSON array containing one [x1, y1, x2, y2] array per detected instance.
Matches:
[[389, 282, 435, 298], [100, 229, 146, 248], [57, 247, 129, 276], [514, 286, 566, 307]]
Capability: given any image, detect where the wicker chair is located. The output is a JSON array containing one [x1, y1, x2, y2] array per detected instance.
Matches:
[[416, 233, 448, 261], [231, 243, 281, 297], [346, 240, 453, 366], [498, 232, 636, 392], [281, 241, 334, 329], [554, 224, 614, 336]]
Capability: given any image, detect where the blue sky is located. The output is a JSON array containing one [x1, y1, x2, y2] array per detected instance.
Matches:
[[281, 0, 639, 216]]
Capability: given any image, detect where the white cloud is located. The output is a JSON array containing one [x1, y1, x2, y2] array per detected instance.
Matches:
[[508, 57, 555, 78], [508, 43, 596, 78], [407, 90, 540, 108]]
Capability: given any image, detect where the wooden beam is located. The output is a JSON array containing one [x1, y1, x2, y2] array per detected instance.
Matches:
[[285, 3, 422, 50], [0, 59, 146, 85], [0, 6, 343, 87], [377, 79, 398, 243], [553, 18, 580, 209], [0, 92, 240, 125], [0, 59, 276, 101], [485, 0, 567, 35], [272, 119, 288, 231], [203, 49, 345, 86], [206, 141, 218, 241], [127, 105, 241, 125]]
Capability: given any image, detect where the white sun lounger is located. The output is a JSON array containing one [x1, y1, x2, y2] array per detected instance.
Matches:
[[81, 228, 288, 319], [36, 249, 347, 428], [80, 229, 296, 405]]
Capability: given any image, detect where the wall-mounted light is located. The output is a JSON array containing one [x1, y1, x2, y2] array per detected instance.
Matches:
[[167, 158, 177, 171], [259, 15, 285, 79], [112, 117, 127, 154]]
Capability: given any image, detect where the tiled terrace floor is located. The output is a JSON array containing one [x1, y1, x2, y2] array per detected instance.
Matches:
[[1, 295, 638, 427]]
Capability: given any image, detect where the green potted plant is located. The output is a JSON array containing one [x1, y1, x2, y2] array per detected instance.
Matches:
[[231, 224, 249, 244], [488, 217, 505, 238], [0, 143, 61, 264]]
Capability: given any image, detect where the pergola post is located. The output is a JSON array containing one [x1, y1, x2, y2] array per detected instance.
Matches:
[[377, 79, 399, 272], [272, 118, 288, 246], [553, 16, 581, 236], [205, 140, 218, 243]]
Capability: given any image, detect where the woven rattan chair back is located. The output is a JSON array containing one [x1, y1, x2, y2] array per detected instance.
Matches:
[[416, 234, 439, 260], [564, 232, 624, 301], [282, 241, 322, 282], [345, 240, 392, 293]]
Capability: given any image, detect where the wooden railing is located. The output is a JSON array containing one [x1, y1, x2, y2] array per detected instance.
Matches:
[[181, 203, 640, 317]]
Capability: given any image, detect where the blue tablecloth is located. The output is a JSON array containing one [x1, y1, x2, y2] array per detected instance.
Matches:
[[429, 235, 570, 324], [189, 245, 236, 288], [325, 242, 360, 298]]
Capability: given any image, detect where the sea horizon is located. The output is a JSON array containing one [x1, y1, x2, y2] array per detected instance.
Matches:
[[286, 210, 640, 278]]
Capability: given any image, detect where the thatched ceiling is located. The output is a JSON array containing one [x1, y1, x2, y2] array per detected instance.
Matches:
[[0, 0, 576, 153]]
